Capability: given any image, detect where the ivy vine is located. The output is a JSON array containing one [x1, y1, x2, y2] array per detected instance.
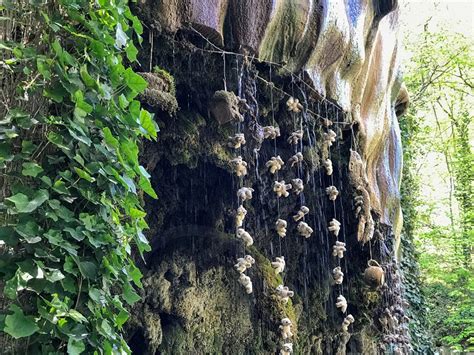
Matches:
[[0, 0, 156, 353]]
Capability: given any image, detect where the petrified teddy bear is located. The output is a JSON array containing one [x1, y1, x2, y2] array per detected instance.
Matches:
[[342, 314, 354, 332], [333, 266, 344, 285], [228, 133, 246, 149], [280, 318, 293, 339], [326, 186, 339, 201], [239, 273, 253, 294], [287, 130, 304, 145], [275, 284, 294, 303], [236, 205, 247, 228], [328, 218, 341, 237], [348, 149, 374, 244], [297, 221, 313, 238], [288, 152, 303, 167], [210, 90, 248, 124], [293, 206, 309, 221], [336, 295, 348, 313], [323, 129, 337, 147], [263, 125, 281, 139], [263, 126, 280, 139], [230, 156, 248, 177], [286, 97, 303, 113], [266, 156, 285, 174], [332, 241, 346, 259], [323, 158, 333, 175], [271, 256, 285, 274], [236, 228, 254, 247], [274, 180, 292, 197], [237, 187, 254, 202], [275, 219, 287, 238], [234, 255, 255, 273], [280, 343, 293, 355], [292, 178, 304, 195]]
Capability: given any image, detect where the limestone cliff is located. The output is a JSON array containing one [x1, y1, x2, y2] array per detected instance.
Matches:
[[129, 1, 411, 354]]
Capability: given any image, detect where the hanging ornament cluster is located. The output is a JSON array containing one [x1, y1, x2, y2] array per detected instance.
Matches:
[[225, 90, 256, 296], [320, 117, 356, 334]]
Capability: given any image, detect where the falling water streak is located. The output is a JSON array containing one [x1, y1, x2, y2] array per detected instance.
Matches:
[[222, 53, 227, 91], [336, 124, 349, 297]]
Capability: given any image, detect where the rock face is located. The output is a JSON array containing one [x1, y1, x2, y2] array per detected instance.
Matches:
[[130, 1, 410, 354]]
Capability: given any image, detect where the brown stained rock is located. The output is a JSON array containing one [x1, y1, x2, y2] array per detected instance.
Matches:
[[189, 0, 229, 46], [209, 90, 248, 125]]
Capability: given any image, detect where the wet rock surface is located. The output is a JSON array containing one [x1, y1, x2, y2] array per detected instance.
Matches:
[[130, 1, 410, 353]]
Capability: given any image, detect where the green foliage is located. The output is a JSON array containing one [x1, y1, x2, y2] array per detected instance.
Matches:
[[401, 25, 473, 352], [0, 0, 157, 353]]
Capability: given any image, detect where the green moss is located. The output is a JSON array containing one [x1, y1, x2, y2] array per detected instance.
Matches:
[[153, 65, 176, 96]]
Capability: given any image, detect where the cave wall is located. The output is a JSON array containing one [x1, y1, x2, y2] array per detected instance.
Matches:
[[129, 1, 411, 354]]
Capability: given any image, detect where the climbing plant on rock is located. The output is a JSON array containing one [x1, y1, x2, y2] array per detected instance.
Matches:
[[0, 0, 156, 353]]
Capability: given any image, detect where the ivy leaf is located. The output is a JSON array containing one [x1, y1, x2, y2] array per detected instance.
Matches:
[[139, 175, 157, 199], [21, 162, 43, 177], [68, 309, 88, 324], [122, 283, 141, 305], [125, 43, 138, 62], [14, 220, 41, 244], [78, 261, 98, 280], [74, 167, 95, 182], [4, 304, 39, 339], [102, 127, 119, 148], [67, 338, 85, 355], [79, 65, 95, 88], [139, 109, 157, 139], [124, 68, 147, 92], [6, 190, 49, 213]]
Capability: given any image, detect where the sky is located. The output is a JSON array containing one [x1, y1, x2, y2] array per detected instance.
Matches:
[[400, 0, 473, 37]]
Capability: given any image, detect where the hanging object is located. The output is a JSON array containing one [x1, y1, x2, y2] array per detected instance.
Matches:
[[235, 205, 247, 228], [363, 259, 385, 288], [234, 255, 255, 273], [230, 156, 248, 177], [323, 158, 333, 175], [286, 97, 303, 113], [236, 228, 254, 247], [348, 149, 375, 244], [336, 295, 348, 313], [293, 206, 309, 221], [332, 266, 344, 284], [280, 343, 293, 355], [297, 221, 313, 238], [263, 126, 280, 139], [237, 187, 254, 202], [279, 318, 294, 339], [266, 156, 285, 174], [332, 241, 346, 259], [238, 273, 253, 294], [274, 180, 292, 197], [271, 256, 285, 274], [341, 314, 355, 332], [328, 218, 341, 237], [288, 152, 303, 167], [323, 129, 337, 147], [275, 284, 294, 303], [209, 90, 248, 124], [326, 186, 339, 201], [287, 130, 304, 145], [263, 125, 281, 139], [228, 133, 246, 149], [275, 219, 287, 238], [291, 178, 304, 195]]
